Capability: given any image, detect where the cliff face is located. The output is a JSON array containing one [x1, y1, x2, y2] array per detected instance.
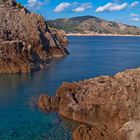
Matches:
[[47, 15, 140, 35], [38, 67, 140, 140], [0, 1, 69, 73]]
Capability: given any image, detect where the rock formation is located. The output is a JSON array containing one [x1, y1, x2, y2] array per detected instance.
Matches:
[[38, 67, 140, 140], [0, 0, 69, 73]]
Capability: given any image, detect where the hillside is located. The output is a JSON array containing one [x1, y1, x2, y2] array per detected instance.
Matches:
[[47, 15, 140, 35]]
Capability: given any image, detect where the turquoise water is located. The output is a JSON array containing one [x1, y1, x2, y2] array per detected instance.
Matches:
[[0, 36, 140, 139]]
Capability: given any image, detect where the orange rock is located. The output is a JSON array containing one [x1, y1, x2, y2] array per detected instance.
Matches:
[[38, 68, 140, 140], [0, 1, 69, 74]]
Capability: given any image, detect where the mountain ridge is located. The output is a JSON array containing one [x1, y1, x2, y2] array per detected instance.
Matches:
[[47, 15, 140, 36]]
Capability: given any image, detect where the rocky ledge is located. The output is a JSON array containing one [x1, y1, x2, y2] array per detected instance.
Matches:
[[0, 0, 69, 73], [38, 67, 140, 140]]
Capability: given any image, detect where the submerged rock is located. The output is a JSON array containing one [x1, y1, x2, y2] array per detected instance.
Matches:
[[38, 67, 140, 140], [38, 94, 59, 111], [0, 0, 69, 73]]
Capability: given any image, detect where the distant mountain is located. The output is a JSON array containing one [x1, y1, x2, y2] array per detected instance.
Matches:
[[47, 15, 140, 35]]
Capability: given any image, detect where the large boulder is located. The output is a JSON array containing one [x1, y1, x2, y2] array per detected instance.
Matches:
[[72, 121, 140, 140], [73, 124, 125, 140], [0, 1, 69, 73], [38, 67, 140, 140]]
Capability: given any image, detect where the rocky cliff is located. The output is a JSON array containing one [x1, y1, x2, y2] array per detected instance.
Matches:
[[38, 67, 140, 140], [0, 0, 69, 73], [47, 15, 140, 36]]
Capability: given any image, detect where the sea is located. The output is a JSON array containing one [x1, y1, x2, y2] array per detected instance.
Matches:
[[0, 36, 140, 140]]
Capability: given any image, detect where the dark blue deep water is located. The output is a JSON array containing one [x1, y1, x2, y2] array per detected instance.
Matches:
[[0, 36, 140, 139]]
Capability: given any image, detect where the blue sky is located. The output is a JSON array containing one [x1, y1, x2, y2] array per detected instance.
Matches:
[[17, 0, 140, 27]]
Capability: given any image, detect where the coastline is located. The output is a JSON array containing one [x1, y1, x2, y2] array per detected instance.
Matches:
[[66, 33, 140, 37], [38, 67, 140, 140]]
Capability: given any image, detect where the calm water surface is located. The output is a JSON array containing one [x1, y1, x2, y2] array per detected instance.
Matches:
[[0, 36, 140, 139]]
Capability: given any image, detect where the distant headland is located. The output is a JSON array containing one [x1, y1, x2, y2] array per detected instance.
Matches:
[[47, 15, 140, 36]]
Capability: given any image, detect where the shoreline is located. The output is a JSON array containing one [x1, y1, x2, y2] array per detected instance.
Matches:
[[38, 67, 140, 140], [66, 33, 140, 37]]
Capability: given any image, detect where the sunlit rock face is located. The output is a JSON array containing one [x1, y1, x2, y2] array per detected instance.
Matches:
[[38, 68, 140, 140], [0, 0, 69, 73]]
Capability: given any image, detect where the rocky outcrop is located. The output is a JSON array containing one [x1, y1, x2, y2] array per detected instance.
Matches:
[[38, 67, 140, 140], [0, 0, 69, 73], [72, 121, 140, 140], [72, 124, 125, 140]]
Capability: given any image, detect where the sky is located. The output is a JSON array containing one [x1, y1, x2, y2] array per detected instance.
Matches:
[[17, 0, 140, 27]]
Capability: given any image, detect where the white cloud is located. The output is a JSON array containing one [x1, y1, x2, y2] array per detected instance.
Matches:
[[130, 13, 140, 22], [130, 13, 139, 17], [95, 2, 128, 12], [27, 0, 43, 10], [73, 3, 92, 12], [130, 1, 139, 7], [54, 2, 92, 13], [130, 17, 140, 22], [54, 2, 71, 13], [73, 2, 79, 6]]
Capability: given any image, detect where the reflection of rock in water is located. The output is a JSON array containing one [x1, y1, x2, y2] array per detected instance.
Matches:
[[29, 95, 39, 111], [59, 115, 80, 131], [38, 67, 140, 140]]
